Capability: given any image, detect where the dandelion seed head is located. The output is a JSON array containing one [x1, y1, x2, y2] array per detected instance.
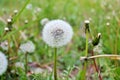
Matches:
[[32, 68, 43, 74], [13, 9, 18, 14], [4, 27, 9, 31], [42, 20, 73, 48], [20, 41, 35, 53], [0, 52, 8, 75], [15, 62, 24, 69], [93, 43, 103, 54], [34, 7, 42, 13], [0, 41, 8, 51], [24, 20, 28, 24], [40, 18, 49, 26], [84, 20, 90, 24], [26, 4, 32, 10], [7, 18, 12, 23], [106, 22, 110, 26], [98, 33, 101, 38]]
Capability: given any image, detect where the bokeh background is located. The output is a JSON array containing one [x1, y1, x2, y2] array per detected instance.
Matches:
[[0, 0, 120, 80]]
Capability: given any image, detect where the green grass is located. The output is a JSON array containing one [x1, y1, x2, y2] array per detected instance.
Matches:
[[0, 0, 120, 80]]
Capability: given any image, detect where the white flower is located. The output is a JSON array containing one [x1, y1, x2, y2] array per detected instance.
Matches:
[[15, 62, 24, 69], [40, 18, 49, 26], [19, 41, 35, 53], [0, 52, 8, 75], [42, 20, 73, 48]]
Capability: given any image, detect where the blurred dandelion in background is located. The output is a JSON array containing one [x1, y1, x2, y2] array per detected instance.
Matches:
[[26, 4, 33, 10], [42, 20, 73, 48], [19, 41, 35, 53], [0, 41, 8, 51], [93, 42, 103, 54], [40, 18, 49, 26], [0, 51, 8, 75], [15, 62, 24, 69]]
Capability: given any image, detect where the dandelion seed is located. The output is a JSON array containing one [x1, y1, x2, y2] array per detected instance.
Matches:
[[0, 51, 8, 75], [42, 20, 73, 48], [19, 41, 35, 53], [40, 18, 49, 26]]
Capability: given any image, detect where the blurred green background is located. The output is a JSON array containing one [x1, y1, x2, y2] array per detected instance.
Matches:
[[0, 0, 120, 80]]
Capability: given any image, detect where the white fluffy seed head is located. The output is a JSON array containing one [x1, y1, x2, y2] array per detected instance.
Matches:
[[0, 52, 8, 75], [40, 18, 49, 26], [42, 20, 73, 48], [93, 43, 103, 54], [0, 41, 8, 51], [15, 62, 24, 69], [19, 41, 35, 53]]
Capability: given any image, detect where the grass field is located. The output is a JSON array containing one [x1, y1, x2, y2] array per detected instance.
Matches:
[[0, 0, 120, 80]]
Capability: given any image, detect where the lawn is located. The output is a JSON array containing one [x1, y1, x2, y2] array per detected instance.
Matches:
[[0, 0, 120, 80]]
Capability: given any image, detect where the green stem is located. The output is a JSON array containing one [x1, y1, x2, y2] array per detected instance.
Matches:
[[84, 31, 89, 79], [13, 0, 30, 23], [54, 48, 57, 80], [85, 32, 88, 56], [25, 52, 28, 75]]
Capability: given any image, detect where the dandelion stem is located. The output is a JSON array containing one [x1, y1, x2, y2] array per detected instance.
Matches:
[[84, 30, 89, 79], [83, 20, 89, 79], [91, 51, 102, 80], [54, 48, 57, 80], [25, 52, 28, 75], [85, 32, 88, 57]]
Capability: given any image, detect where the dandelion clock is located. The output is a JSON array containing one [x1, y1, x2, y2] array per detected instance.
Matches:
[[42, 19, 73, 80], [19, 41, 35, 74], [0, 51, 8, 75], [42, 20, 73, 48]]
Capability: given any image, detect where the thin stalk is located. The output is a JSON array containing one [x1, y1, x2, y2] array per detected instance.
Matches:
[[114, 27, 119, 66], [83, 31, 89, 79], [91, 51, 102, 80], [80, 54, 120, 60], [25, 52, 28, 75], [54, 48, 57, 80], [85, 32, 88, 56], [7, 37, 11, 66]]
